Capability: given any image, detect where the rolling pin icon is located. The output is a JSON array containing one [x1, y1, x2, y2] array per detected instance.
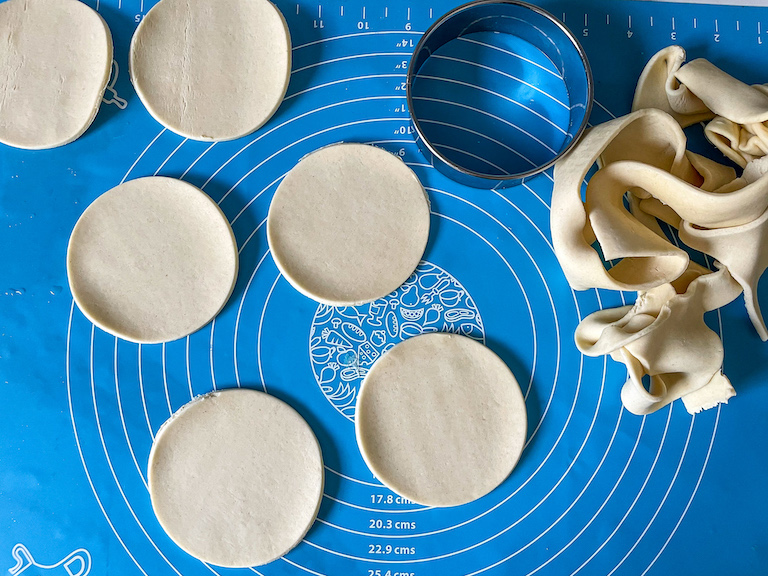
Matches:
[[8, 544, 91, 576]]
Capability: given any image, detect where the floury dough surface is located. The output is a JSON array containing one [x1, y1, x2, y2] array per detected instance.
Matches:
[[267, 143, 431, 306], [67, 177, 238, 344], [130, 0, 291, 141], [355, 333, 527, 507], [148, 389, 324, 567], [0, 0, 113, 149]]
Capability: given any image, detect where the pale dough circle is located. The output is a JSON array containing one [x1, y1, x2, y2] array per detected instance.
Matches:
[[148, 389, 324, 567], [355, 333, 527, 507], [0, 0, 113, 149], [267, 143, 431, 306], [129, 0, 291, 141], [67, 176, 238, 344]]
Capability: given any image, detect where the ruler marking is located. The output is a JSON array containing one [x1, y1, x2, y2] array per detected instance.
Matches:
[[715, 19, 719, 33], [672, 17, 675, 30], [694, 17, 697, 29], [650, 16, 654, 27], [429, 8, 433, 18], [606, 14, 610, 25], [340, 5, 343, 16], [407, 7, 411, 20], [562, 12, 566, 23], [584, 13, 588, 27], [362, 6, 365, 19], [318, 4, 322, 18], [296, 3, 299, 15], [629, 15, 632, 28], [737, 20, 740, 31]]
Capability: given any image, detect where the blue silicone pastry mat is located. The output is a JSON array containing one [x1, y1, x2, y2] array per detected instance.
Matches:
[[2, 0, 768, 574]]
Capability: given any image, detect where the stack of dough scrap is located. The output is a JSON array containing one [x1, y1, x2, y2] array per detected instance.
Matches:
[[0, 0, 113, 149], [552, 45, 768, 415]]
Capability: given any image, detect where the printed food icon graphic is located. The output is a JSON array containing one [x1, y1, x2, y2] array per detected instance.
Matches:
[[310, 262, 484, 419]]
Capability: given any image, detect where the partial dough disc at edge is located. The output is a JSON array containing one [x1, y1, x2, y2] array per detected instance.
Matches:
[[66, 176, 238, 344], [129, 0, 291, 141], [267, 143, 431, 306], [0, 0, 113, 149], [148, 389, 325, 567], [355, 333, 528, 507]]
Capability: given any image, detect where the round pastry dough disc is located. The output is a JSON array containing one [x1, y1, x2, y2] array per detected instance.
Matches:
[[148, 389, 324, 567], [267, 143, 431, 306], [67, 176, 238, 344], [130, 0, 291, 141], [0, 0, 113, 149], [355, 333, 527, 507]]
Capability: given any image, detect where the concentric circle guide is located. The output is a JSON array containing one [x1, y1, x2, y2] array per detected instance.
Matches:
[[58, 0, 764, 574]]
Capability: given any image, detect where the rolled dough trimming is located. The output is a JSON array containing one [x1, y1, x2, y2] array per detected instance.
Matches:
[[551, 45, 768, 415]]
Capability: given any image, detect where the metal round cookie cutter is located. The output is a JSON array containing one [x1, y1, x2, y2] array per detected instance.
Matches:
[[406, 0, 593, 188]]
